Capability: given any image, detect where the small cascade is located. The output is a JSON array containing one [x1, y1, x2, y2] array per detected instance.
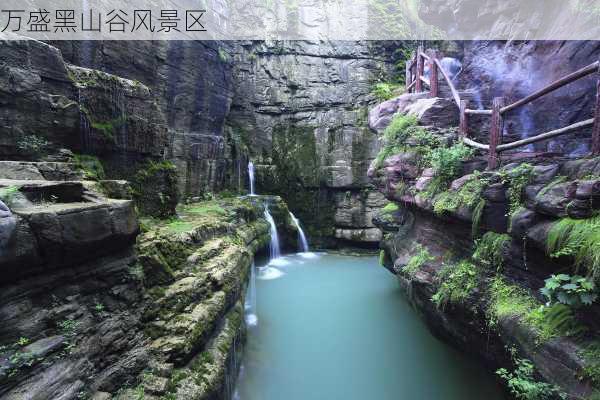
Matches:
[[78, 88, 91, 151], [248, 161, 256, 195], [263, 207, 280, 260], [244, 261, 257, 326], [289, 212, 309, 252]]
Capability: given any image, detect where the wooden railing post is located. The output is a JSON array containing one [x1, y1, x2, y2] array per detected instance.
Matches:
[[488, 97, 505, 169], [459, 99, 468, 138], [429, 50, 439, 98], [593, 78, 600, 155], [405, 61, 411, 93], [415, 46, 424, 93]]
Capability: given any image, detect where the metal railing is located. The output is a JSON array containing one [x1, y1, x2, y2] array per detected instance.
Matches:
[[406, 45, 600, 168]]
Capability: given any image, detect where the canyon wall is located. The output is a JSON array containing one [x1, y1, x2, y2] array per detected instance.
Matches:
[[368, 40, 600, 398], [2, 38, 399, 246]]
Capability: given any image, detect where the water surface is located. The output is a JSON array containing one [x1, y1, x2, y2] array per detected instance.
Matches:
[[236, 253, 505, 400]]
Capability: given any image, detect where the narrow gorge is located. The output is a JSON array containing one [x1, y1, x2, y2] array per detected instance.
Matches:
[[1, 33, 600, 400]]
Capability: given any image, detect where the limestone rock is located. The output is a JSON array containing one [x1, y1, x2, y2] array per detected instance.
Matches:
[[404, 97, 459, 128]]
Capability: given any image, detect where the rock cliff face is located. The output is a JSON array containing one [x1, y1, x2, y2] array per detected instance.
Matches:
[[368, 42, 600, 397], [2, 38, 398, 245], [0, 161, 294, 399], [227, 41, 395, 246]]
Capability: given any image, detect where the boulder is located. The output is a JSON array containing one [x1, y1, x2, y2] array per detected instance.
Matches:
[[368, 92, 429, 132], [404, 97, 459, 128], [0, 200, 17, 249], [534, 181, 577, 218], [334, 228, 382, 243]]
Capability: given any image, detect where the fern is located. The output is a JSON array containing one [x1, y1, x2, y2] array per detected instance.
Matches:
[[403, 244, 434, 277], [432, 260, 479, 309], [473, 232, 511, 271], [546, 216, 600, 279]]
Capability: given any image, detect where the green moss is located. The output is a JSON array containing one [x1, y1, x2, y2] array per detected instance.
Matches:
[[498, 163, 534, 216], [381, 202, 399, 214], [90, 116, 126, 142], [487, 276, 584, 343], [433, 171, 489, 216], [73, 154, 105, 180], [131, 160, 179, 218], [0, 185, 20, 207], [183, 203, 227, 216], [379, 250, 386, 266], [472, 199, 486, 238], [372, 82, 403, 101], [374, 114, 420, 168], [166, 220, 195, 233], [403, 244, 434, 277], [546, 216, 600, 279], [432, 260, 479, 309], [473, 232, 511, 271]]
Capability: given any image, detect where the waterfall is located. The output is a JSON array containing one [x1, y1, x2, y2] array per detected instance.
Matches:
[[245, 261, 257, 326], [78, 88, 91, 151], [264, 207, 280, 260], [289, 212, 309, 252], [248, 161, 256, 195]]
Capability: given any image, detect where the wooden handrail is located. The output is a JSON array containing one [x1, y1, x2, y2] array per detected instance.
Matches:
[[434, 58, 460, 107], [404, 48, 600, 164], [501, 61, 600, 114], [465, 109, 492, 115], [497, 118, 594, 151], [462, 137, 489, 150]]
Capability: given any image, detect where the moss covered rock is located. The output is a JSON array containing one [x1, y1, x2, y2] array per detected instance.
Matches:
[[131, 160, 180, 218]]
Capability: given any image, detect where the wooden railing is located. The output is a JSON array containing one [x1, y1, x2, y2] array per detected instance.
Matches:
[[406, 45, 600, 169]]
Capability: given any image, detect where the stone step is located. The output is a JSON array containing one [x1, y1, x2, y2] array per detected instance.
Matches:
[[0, 161, 83, 181], [0, 179, 85, 208], [0, 198, 138, 284]]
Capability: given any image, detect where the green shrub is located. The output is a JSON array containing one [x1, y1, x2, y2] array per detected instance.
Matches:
[[379, 250, 386, 266], [16, 135, 51, 159], [546, 216, 600, 279], [382, 114, 419, 144], [73, 154, 105, 180], [381, 202, 399, 214], [403, 244, 434, 277], [372, 82, 403, 101], [496, 351, 566, 400], [540, 274, 597, 307], [581, 342, 600, 387], [473, 232, 511, 271], [426, 143, 474, 186], [0, 186, 20, 208], [432, 260, 479, 309]]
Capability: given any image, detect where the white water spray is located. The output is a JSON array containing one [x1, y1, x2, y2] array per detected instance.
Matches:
[[264, 207, 280, 260], [248, 161, 256, 195], [289, 212, 309, 252], [245, 261, 257, 326]]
